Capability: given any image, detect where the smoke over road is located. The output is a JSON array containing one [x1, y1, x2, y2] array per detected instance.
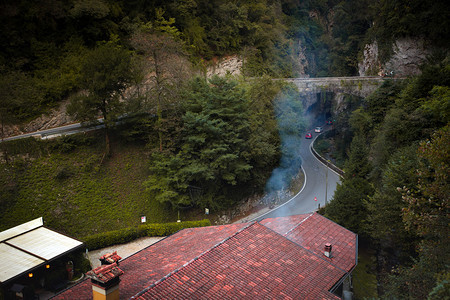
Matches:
[[264, 89, 306, 202]]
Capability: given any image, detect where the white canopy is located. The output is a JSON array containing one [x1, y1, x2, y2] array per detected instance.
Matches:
[[0, 217, 83, 283]]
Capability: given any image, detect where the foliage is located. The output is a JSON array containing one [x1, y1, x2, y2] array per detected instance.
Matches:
[[369, 0, 450, 62], [324, 177, 374, 235], [343, 133, 371, 180], [401, 125, 449, 240], [83, 219, 211, 250], [67, 40, 136, 155], [145, 76, 282, 210], [327, 0, 373, 75], [366, 145, 419, 259], [327, 59, 450, 298], [130, 14, 191, 150], [0, 131, 177, 238], [0, 69, 43, 139], [147, 76, 253, 209]]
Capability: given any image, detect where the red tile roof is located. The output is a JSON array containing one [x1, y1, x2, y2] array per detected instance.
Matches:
[[54, 213, 356, 299], [53, 223, 249, 299], [261, 213, 358, 272], [135, 222, 343, 300]]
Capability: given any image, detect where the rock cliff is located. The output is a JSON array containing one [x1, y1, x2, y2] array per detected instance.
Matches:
[[359, 38, 430, 77]]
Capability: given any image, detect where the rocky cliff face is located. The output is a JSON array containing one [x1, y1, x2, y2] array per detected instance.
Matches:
[[207, 56, 243, 77], [359, 38, 430, 77], [3, 100, 75, 138]]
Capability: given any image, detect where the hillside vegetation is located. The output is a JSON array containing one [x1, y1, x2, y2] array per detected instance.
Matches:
[[0, 1, 449, 298], [0, 132, 178, 237], [321, 61, 449, 298]]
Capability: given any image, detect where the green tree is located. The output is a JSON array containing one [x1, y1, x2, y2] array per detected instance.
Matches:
[[130, 9, 191, 151], [325, 128, 374, 235], [242, 76, 282, 188], [366, 145, 419, 259], [67, 40, 135, 156], [324, 177, 374, 235], [370, 107, 418, 181], [344, 133, 371, 180], [383, 126, 450, 299], [146, 76, 254, 210]]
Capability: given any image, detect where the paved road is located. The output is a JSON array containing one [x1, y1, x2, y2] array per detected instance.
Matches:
[[1, 120, 105, 142], [255, 126, 341, 220]]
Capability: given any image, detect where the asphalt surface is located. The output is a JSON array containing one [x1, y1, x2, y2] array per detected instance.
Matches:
[[255, 126, 341, 220], [1, 120, 105, 142]]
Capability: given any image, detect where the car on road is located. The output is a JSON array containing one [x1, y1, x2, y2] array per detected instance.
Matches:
[[314, 126, 323, 133], [326, 120, 333, 125], [305, 132, 312, 139]]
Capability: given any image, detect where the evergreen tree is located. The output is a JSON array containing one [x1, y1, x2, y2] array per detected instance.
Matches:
[[344, 132, 371, 180], [366, 145, 419, 259], [324, 177, 374, 235], [146, 76, 254, 209]]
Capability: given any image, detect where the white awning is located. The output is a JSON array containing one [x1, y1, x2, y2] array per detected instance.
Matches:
[[0, 217, 83, 284], [0, 243, 45, 283]]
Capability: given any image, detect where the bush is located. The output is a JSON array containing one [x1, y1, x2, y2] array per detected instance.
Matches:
[[54, 165, 73, 180], [83, 219, 211, 250]]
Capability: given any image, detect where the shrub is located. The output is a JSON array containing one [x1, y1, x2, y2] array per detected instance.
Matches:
[[83, 219, 211, 250], [54, 165, 73, 180]]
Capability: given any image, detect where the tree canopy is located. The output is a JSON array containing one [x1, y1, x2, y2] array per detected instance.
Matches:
[[67, 40, 136, 155]]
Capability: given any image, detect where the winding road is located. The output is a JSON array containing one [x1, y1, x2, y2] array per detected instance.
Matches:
[[255, 125, 342, 220]]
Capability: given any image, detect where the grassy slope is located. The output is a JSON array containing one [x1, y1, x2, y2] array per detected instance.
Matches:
[[0, 132, 178, 239]]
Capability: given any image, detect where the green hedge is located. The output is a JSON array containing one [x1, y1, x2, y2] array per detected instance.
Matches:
[[83, 219, 211, 250]]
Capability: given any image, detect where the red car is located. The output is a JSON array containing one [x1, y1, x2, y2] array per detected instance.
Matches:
[[305, 133, 312, 139]]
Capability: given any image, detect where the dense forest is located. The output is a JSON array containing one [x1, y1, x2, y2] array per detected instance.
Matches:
[[0, 0, 449, 299], [321, 62, 449, 298]]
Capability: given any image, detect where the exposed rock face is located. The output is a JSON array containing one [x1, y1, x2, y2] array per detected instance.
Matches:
[[359, 42, 382, 76], [207, 55, 243, 77], [385, 38, 429, 76], [292, 40, 310, 77], [3, 100, 75, 138], [359, 38, 430, 77]]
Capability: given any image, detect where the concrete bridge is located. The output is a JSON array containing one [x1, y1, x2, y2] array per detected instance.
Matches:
[[281, 76, 399, 114], [285, 76, 389, 98]]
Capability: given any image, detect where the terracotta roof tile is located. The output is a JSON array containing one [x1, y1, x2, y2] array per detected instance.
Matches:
[[135, 223, 344, 300], [99, 251, 122, 265], [261, 212, 357, 272], [86, 263, 123, 284], [54, 214, 356, 300], [53, 223, 249, 299]]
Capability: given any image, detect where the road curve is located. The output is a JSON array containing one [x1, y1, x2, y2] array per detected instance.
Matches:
[[255, 127, 341, 220]]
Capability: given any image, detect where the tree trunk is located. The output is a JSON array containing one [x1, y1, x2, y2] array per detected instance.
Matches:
[[154, 50, 164, 152], [1, 113, 8, 163], [105, 127, 111, 157], [101, 103, 111, 157]]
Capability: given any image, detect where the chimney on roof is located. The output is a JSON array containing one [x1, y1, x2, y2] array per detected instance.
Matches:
[[324, 243, 332, 258], [99, 251, 122, 265], [86, 262, 124, 300]]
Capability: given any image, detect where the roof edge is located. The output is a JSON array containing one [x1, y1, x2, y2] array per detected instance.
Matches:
[[0, 217, 43, 242]]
